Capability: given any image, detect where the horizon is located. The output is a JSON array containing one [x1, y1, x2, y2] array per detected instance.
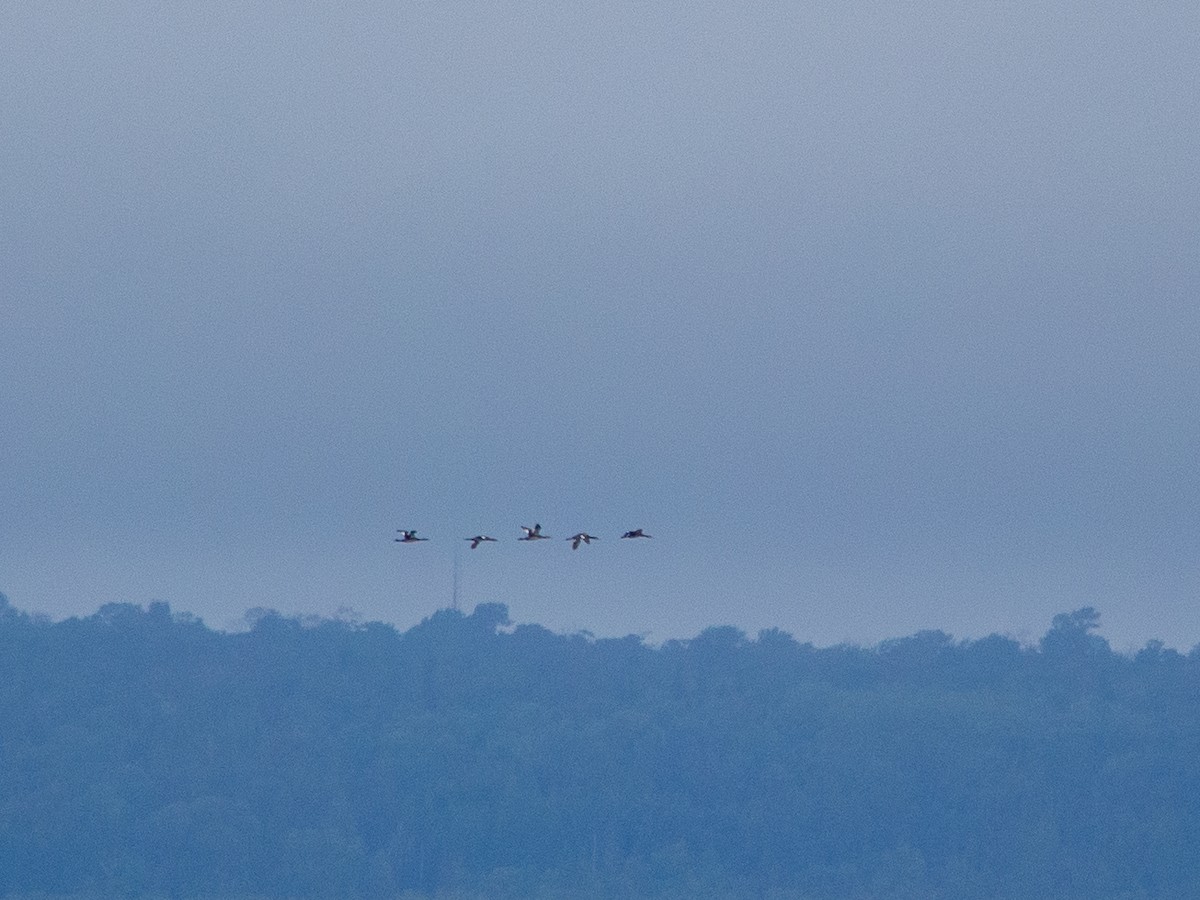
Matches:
[[0, 589, 1180, 656]]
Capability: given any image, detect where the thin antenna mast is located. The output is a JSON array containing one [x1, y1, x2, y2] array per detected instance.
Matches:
[[451, 542, 461, 611]]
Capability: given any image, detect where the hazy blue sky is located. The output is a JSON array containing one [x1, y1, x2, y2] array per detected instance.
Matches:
[[2, 1, 1197, 647]]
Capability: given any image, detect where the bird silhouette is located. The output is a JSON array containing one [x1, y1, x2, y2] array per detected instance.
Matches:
[[394, 530, 428, 543], [519, 524, 550, 540], [466, 535, 498, 549], [620, 529, 652, 539], [567, 532, 599, 550]]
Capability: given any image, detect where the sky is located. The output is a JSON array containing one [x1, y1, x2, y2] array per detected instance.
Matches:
[[2, 1, 1197, 649]]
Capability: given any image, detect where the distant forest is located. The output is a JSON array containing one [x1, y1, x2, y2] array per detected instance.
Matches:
[[2, 593, 1199, 899]]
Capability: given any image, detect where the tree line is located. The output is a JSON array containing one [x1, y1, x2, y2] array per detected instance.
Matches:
[[1, 593, 1198, 898]]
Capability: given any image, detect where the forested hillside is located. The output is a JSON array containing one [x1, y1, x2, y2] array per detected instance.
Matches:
[[2, 593, 1199, 899]]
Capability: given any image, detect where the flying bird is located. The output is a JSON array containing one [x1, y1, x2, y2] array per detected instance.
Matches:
[[466, 535, 498, 549], [394, 530, 428, 543], [620, 529, 652, 539], [566, 532, 599, 550], [519, 524, 550, 540]]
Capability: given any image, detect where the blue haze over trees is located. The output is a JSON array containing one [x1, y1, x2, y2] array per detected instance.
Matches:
[[2, 592, 1200, 898]]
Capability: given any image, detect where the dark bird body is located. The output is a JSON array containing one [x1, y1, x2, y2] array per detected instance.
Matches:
[[567, 532, 599, 550]]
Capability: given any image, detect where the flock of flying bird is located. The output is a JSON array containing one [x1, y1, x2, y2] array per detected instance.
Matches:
[[395, 525, 653, 551]]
